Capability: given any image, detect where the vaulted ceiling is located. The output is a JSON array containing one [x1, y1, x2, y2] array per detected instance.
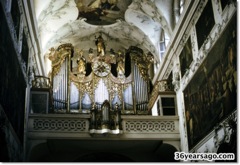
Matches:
[[33, 0, 183, 63]]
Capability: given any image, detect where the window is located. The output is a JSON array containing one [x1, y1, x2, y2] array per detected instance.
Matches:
[[158, 95, 177, 116], [161, 97, 176, 115]]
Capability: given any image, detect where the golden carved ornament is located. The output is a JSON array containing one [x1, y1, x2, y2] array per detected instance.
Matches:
[[48, 44, 74, 77]]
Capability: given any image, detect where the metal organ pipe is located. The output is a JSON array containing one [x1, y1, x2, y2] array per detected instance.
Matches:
[[139, 73, 144, 111], [54, 75, 57, 110], [66, 58, 68, 111], [58, 73, 60, 109], [62, 61, 65, 109], [61, 63, 64, 110], [143, 73, 145, 110], [58, 71, 60, 110], [134, 63, 138, 113], [62, 72, 64, 109], [145, 79, 147, 109], [137, 64, 141, 111], [62, 63, 65, 109], [65, 59, 67, 109], [61, 75, 62, 109], [138, 66, 141, 111], [142, 81, 144, 110], [79, 83, 82, 113], [134, 63, 140, 112], [141, 78, 144, 111], [67, 57, 71, 113], [131, 58, 136, 114], [121, 84, 124, 112], [60, 64, 62, 109], [144, 79, 148, 110]]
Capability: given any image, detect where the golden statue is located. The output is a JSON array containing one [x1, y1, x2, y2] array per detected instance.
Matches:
[[77, 50, 86, 75], [95, 34, 105, 56], [117, 51, 125, 78]]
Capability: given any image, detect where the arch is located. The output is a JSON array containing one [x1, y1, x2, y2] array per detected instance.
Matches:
[[155, 143, 179, 162], [74, 152, 134, 162], [28, 142, 51, 162]]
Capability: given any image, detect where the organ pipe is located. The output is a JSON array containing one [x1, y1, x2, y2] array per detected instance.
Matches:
[[131, 60, 137, 114], [79, 83, 82, 113], [67, 56, 71, 113], [121, 83, 124, 113]]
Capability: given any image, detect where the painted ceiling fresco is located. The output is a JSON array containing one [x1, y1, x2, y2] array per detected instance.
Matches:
[[75, 0, 132, 25]]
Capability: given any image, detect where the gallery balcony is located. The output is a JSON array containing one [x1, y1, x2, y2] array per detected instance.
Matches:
[[27, 113, 179, 140], [25, 76, 180, 161]]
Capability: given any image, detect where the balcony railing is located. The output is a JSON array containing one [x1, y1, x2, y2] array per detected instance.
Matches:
[[27, 114, 179, 140]]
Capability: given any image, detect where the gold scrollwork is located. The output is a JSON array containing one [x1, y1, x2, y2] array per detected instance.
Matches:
[[131, 53, 153, 81], [48, 44, 74, 77], [109, 82, 122, 102], [74, 81, 95, 102]]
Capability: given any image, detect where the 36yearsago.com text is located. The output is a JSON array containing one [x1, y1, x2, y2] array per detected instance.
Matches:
[[174, 152, 235, 161]]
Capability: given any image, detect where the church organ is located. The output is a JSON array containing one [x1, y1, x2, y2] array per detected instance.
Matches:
[[47, 34, 154, 121]]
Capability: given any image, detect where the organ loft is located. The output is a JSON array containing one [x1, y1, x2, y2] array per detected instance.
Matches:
[[45, 34, 154, 133]]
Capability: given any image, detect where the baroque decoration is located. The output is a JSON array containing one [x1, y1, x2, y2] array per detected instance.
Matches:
[[47, 33, 154, 134]]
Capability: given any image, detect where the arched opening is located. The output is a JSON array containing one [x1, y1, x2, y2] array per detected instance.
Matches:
[[74, 152, 134, 162], [155, 143, 179, 162]]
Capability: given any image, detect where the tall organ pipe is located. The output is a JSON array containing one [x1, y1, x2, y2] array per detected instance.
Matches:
[[140, 70, 143, 111], [65, 59, 67, 110], [141, 77, 143, 111], [131, 56, 136, 114], [121, 84, 124, 112], [79, 83, 82, 113], [60, 76, 62, 109], [137, 66, 140, 111], [67, 56, 71, 113], [63, 62, 65, 109]]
